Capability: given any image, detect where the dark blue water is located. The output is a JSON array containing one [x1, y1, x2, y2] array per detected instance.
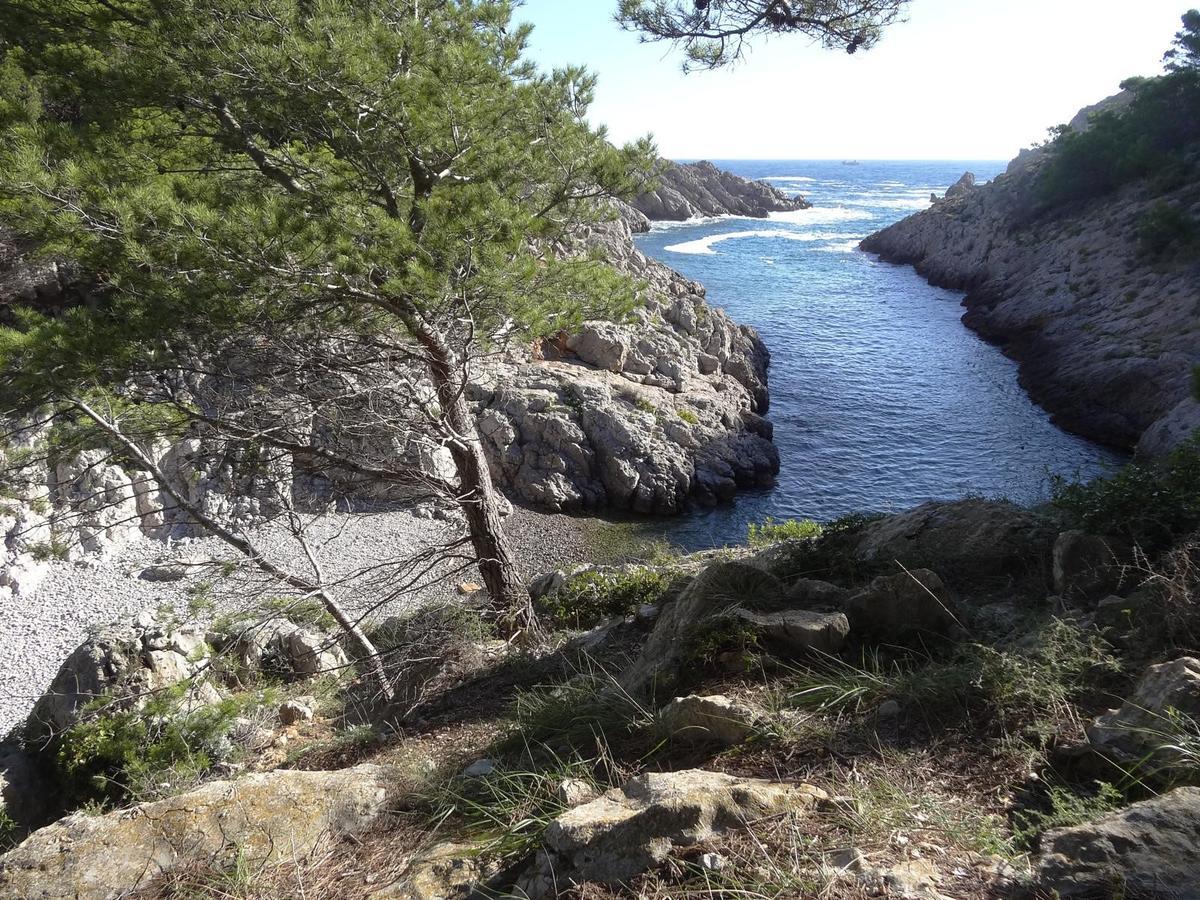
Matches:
[[635, 160, 1127, 550]]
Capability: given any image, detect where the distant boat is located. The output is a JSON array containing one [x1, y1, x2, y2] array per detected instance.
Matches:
[[842, 160, 861, 166]]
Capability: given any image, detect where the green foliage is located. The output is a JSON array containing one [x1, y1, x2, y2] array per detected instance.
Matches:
[[1037, 25, 1200, 209], [1136, 200, 1198, 256], [1013, 780, 1125, 848], [54, 689, 264, 808], [676, 407, 699, 425], [0, 808, 17, 851], [1052, 437, 1200, 551], [536, 567, 671, 629], [750, 511, 885, 583], [747, 516, 822, 547], [505, 664, 655, 750], [682, 615, 763, 671], [1164, 9, 1200, 72]]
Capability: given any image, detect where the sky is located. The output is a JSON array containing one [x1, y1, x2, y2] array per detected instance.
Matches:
[[516, 0, 1187, 160]]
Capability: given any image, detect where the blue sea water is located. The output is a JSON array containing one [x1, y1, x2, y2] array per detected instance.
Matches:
[[633, 160, 1127, 550]]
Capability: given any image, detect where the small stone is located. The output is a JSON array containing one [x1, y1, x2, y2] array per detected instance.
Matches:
[[457, 582, 483, 596], [699, 852, 726, 872], [462, 759, 496, 778], [279, 700, 314, 726], [556, 777, 599, 807]]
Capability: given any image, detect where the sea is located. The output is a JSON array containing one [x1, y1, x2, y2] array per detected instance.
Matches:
[[632, 159, 1127, 550]]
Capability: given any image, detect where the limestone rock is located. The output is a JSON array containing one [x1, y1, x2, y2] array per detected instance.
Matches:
[[631, 160, 810, 222], [1086, 656, 1200, 778], [943, 172, 976, 200], [659, 695, 759, 746], [861, 92, 1197, 454], [369, 841, 498, 900], [732, 607, 850, 654], [278, 699, 314, 726], [1053, 531, 1129, 602], [26, 612, 219, 742], [226, 617, 349, 683], [855, 500, 1054, 580], [556, 778, 600, 807], [0, 765, 394, 900], [520, 769, 827, 897], [1036, 787, 1200, 898], [844, 569, 957, 639]]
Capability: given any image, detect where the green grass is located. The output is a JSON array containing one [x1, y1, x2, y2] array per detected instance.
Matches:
[[677, 408, 700, 425], [746, 517, 822, 547], [535, 567, 673, 629]]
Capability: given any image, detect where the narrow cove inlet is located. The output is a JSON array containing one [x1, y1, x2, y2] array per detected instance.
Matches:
[[633, 160, 1127, 550]]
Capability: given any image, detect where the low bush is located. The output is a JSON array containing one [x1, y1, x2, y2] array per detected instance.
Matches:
[[1136, 200, 1198, 256], [1012, 779, 1125, 849], [747, 517, 822, 546], [1051, 437, 1200, 552], [536, 567, 672, 629]]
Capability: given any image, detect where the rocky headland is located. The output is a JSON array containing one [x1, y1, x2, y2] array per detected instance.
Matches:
[[624, 159, 810, 229], [861, 92, 1200, 456]]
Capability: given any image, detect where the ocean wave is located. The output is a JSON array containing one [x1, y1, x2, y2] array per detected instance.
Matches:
[[664, 229, 827, 255], [761, 175, 817, 183], [767, 207, 871, 224]]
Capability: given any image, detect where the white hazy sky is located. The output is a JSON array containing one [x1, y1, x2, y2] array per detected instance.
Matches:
[[517, 0, 1187, 160]]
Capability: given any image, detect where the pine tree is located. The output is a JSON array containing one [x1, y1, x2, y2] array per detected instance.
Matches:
[[0, 0, 655, 637]]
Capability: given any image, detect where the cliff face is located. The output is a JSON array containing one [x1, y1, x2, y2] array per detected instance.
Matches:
[[630, 160, 809, 226], [860, 105, 1200, 456]]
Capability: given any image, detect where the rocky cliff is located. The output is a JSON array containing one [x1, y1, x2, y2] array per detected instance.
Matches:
[[629, 160, 809, 226], [860, 97, 1200, 456]]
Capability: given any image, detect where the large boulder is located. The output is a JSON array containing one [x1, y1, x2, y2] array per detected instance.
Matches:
[[1036, 787, 1200, 898], [0, 765, 394, 899], [659, 695, 760, 746], [854, 500, 1055, 581], [731, 607, 850, 655], [1086, 656, 1200, 779], [844, 569, 958, 640], [26, 612, 220, 743], [519, 770, 826, 897], [1053, 531, 1130, 603]]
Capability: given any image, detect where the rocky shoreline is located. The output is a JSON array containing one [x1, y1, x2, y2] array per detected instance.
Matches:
[[860, 96, 1199, 456]]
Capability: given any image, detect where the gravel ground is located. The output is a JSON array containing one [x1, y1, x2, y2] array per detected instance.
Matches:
[[0, 505, 593, 737]]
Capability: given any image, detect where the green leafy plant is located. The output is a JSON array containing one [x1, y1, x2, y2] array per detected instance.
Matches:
[[677, 408, 699, 425], [747, 517, 822, 546], [1013, 780, 1125, 848], [536, 568, 672, 629], [1136, 200, 1198, 256]]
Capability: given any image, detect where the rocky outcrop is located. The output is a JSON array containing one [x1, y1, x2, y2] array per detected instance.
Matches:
[[1036, 787, 1200, 898], [26, 610, 221, 743], [860, 94, 1199, 454], [0, 764, 394, 899], [631, 160, 809, 224], [471, 214, 779, 514], [844, 569, 957, 640], [519, 769, 826, 898], [1086, 656, 1200, 779]]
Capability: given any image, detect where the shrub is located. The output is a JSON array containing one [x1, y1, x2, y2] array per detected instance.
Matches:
[[1012, 780, 1125, 848], [747, 517, 822, 547], [677, 408, 700, 425], [0, 809, 17, 851], [54, 689, 263, 808], [536, 568, 672, 629], [1137, 200, 1198, 256], [1051, 437, 1200, 551]]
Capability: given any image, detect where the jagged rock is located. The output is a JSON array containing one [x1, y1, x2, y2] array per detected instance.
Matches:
[[659, 694, 759, 746], [844, 569, 957, 639], [943, 172, 976, 200], [622, 561, 786, 695], [1036, 787, 1200, 898], [556, 777, 600, 807], [53, 450, 144, 558], [0, 765, 394, 899], [278, 699, 314, 725], [1053, 531, 1129, 602], [519, 770, 827, 897], [855, 500, 1054, 581], [631, 160, 810, 221], [226, 617, 349, 683], [861, 92, 1197, 454], [1086, 656, 1200, 778], [26, 612, 220, 742], [369, 841, 498, 900], [732, 607, 850, 654], [783, 577, 850, 608]]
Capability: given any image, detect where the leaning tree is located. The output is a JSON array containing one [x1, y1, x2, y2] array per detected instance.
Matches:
[[617, 0, 910, 69], [0, 0, 655, 645]]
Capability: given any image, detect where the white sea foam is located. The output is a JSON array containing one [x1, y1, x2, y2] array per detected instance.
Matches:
[[664, 229, 826, 255], [761, 175, 817, 183], [767, 207, 871, 225]]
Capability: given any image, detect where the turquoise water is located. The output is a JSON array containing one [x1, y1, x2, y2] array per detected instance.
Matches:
[[635, 160, 1127, 550]]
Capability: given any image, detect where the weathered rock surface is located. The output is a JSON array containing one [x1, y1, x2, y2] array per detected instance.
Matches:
[[631, 160, 809, 224], [26, 611, 220, 743], [1053, 531, 1130, 602], [844, 569, 958, 639], [659, 694, 759, 746], [1086, 656, 1200, 778], [226, 616, 350, 683], [1036, 787, 1200, 898], [731, 607, 850, 654], [520, 769, 826, 897], [369, 841, 497, 900], [861, 93, 1199, 453], [855, 499, 1055, 580], [0, 764, 394, 899]]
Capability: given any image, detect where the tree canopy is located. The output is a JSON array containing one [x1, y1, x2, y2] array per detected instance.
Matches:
[[616, 0, 909, 70]]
